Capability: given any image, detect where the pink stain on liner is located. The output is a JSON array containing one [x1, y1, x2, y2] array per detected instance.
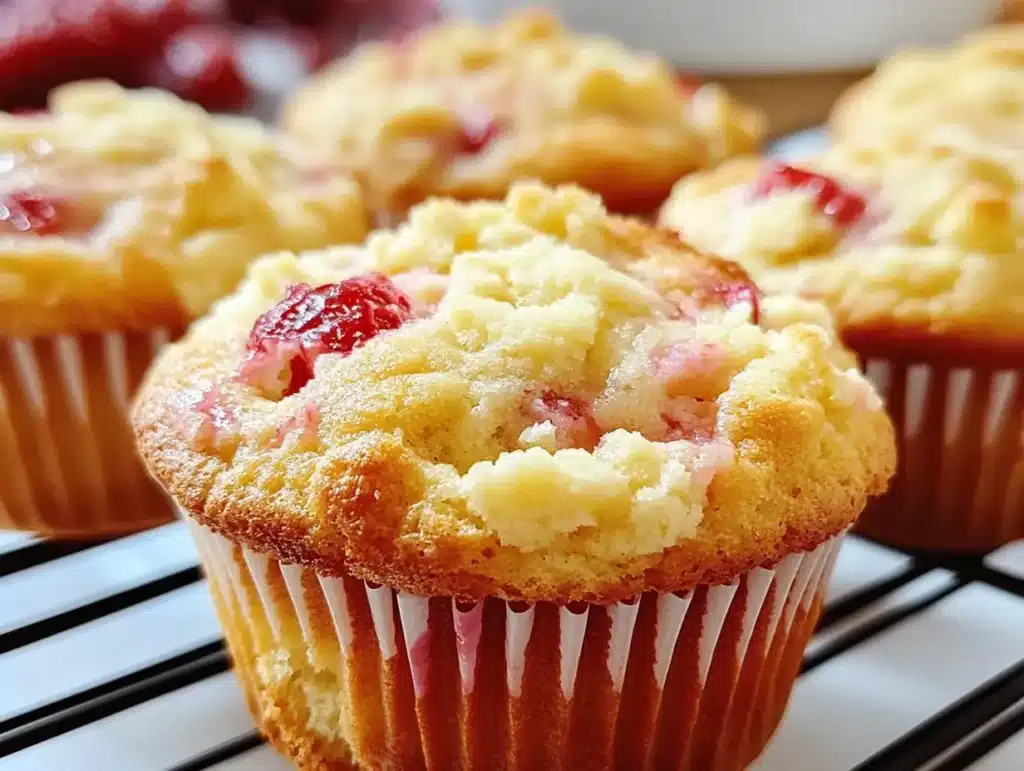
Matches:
[[453, 601, 484, 695], [407, 626, 433, 698]]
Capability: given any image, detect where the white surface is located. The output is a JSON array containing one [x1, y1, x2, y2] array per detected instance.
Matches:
[[0, 531, 34, 556], [987, 541, 1024, 580], [1, 673, 254, 771], [807, 570, 957, 658], [825, 535, 913, 605], [754, 583, 1024, 771], [210, 745, 291, 770], [0, 523, 197, 634], [436, 0, 1000, 73], [0, 582, 220, 721], [970, 713, 1024, 770]]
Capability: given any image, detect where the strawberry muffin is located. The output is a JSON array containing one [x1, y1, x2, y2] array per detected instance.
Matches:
[[660, 135, 1024, 551], [0, 80, 368, 537], [280, 10, 764, 218], [133, 183, 893, 770], [831, 24, 1024, 150]]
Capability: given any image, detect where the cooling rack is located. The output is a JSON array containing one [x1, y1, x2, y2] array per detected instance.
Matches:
[[0, 525, 1022, 770]]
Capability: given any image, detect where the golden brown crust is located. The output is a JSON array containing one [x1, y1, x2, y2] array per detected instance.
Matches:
[[280, 10, 763, 218], [134, 185, 894, 603], [0, 81, 368, 336]]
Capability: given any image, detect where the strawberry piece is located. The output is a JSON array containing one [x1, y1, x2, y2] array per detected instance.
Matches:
[[754, 162, 867, 227], [455, 111, 503, 155], [156, 24, 251, 110], [705, 281, 760, 323], [242, 274, 413, 397], [674, 73, 702, 98], [529, 391, 601, 451], [0, 191, 65, 235]]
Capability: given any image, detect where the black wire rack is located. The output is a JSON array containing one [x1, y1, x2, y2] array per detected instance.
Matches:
[[0, 522, 1021, 771]]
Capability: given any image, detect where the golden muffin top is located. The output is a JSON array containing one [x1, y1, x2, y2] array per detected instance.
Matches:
[[832, 24, 1024, 151], [0, 80, 368, 337], [281, 10, 763, 217], [134, 183, 893, 602], [659, 135, 1024, 358]]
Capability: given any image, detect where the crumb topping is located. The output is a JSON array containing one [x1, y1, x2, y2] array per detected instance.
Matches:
[[135, 183, 890, 581], [281, 10, 763, 214], [659, 142, 1024, 340], [0, 80, 367, 335]]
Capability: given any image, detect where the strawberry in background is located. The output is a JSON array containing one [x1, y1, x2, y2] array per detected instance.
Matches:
[[0, 0, 440, 112]]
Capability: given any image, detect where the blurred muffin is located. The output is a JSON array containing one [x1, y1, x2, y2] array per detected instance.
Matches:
[[660, 135, 1024, 551], [831, 24, 1024, 149], [280, 10, 764, 218], [0, 80, 368, 537], [134, 183, 892, 770]]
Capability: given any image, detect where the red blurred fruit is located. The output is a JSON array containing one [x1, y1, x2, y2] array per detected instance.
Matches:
[[455, 111, 503, 155], [156, 24, 251, 110], [754, 162, 867, 227]]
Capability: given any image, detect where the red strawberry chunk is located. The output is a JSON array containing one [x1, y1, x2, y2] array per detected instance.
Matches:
[[0, 191, 65, 235], [455, 110, 503, 155], [674, 73, 702, 98], [753, 162, 867, 227], [241, 274, 413, 398], [529, 390, 601, 451]]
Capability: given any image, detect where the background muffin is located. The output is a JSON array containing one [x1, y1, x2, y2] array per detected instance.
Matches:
[[134, 183, 893, 770], [660, 136, 1024, 551], [281, 10, 764, 218], [831, 24, 1024, 150], [0, 80, 368, 536]]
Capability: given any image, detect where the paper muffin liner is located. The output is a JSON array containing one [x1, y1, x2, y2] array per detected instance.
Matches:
[[188, 517, 842, 770], [856, 354, 1024, 552], [0, 329, 177, 536]]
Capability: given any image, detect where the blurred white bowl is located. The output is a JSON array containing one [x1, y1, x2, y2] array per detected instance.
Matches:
[[436, 0, 1002, 73]]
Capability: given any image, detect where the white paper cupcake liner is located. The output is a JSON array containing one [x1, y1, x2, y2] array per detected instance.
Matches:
[[859, 356, 1024, 551], [0, 329, 176, 535], [189, 517, 843, 770]]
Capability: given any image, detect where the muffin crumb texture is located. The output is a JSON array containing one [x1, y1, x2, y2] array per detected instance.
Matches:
[[281, 10, 763, 215], [659, 139, 1024, 344], [135, 184, 894, 601], [0, 80, 367, 336]]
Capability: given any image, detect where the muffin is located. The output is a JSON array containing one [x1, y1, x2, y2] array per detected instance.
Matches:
[[0, 80, 368, 537], [831, 24, 1024, 149], [659, 136, 1024, 551], [134, 183, 893, 769], [280, 10, 764, 218]]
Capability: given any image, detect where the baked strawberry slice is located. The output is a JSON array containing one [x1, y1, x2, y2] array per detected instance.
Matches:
[[0, 191, 66, 235], [753, 162, 867, 227], [674, 72, 702, 98], [240, 274, 414, 398], [528, 390, 601, 451], [454, 110, 504, 155]]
